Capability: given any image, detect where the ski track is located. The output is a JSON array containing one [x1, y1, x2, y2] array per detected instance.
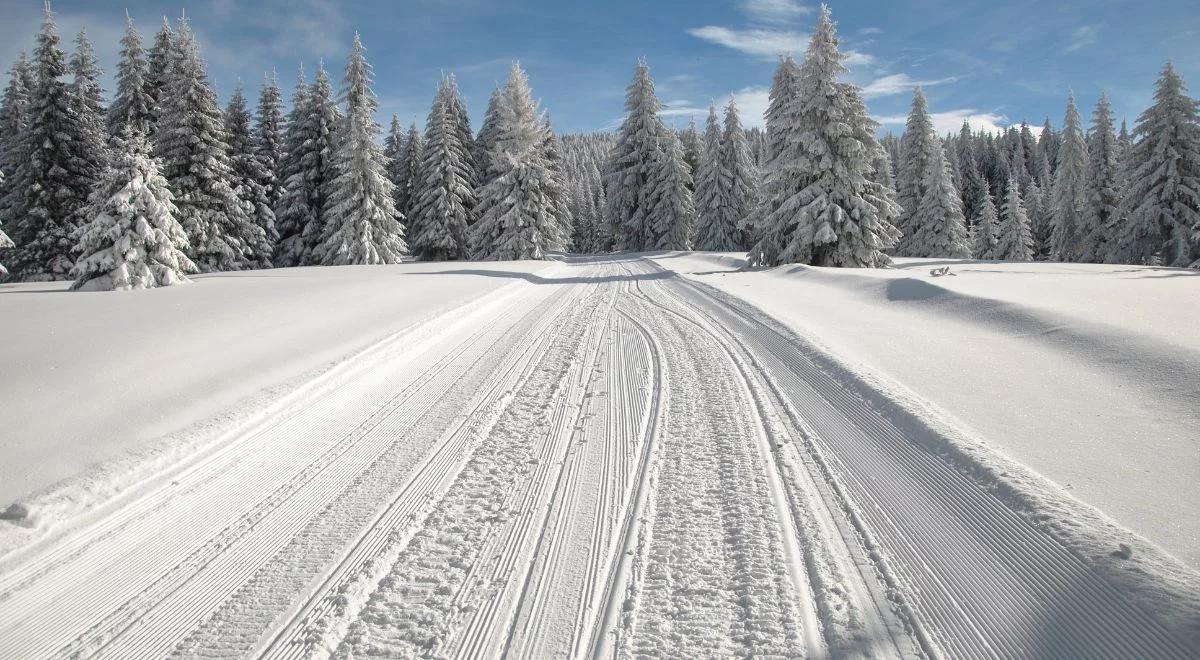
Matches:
[[0, 255, 1192, 660]]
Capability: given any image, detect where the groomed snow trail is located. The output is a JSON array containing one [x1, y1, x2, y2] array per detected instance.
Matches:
[[0, 255, 1193, 659]]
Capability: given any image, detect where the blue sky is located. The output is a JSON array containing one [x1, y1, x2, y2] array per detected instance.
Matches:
[[1, 0, 1197, 137]]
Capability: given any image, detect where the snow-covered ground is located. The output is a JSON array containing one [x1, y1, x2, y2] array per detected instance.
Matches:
[[0, 254, 1196, 658], [651, 252, 1200, 569], [0, 261, 556, 508]]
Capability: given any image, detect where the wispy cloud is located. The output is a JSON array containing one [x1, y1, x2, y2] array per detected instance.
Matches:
[[742, 0, 810, 25], [731, 85, 770, 128], [1065, 25, 1100, 53], [687, 26, 873, 65], [861, 73, 958, 99], [875, 109, 1011, 136], [858, 27, 883, 35]]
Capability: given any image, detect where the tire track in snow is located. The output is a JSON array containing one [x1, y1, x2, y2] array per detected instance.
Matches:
[[654, 266, 1194, 659], [0, 270, 572, 659]]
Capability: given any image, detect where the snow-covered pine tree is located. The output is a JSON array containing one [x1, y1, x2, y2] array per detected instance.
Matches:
[[6, 7, 95, 280], [383, 114, 407, 215], [108, 13, 153, 137], [316, 35, 405, 265], [1050, 91, 1089, 261], [225, 85, 277, 267], [604, 59, 667, 252], [996, 177, 1034, 261], [680, 116, 701, 191], [255, 71, 285, 211], [474, 86, 502, 187], [442, 74, 477, 193], [895, 86, 939, 255], [470, 63, 563, 260], [750, 5, 900, 267], [1038, 117, 1058, 179], [1112, 62, 1200, 267], [68, 29, 109, 185], [541, 115, 572, 250], [410, 77, 477, 260], [155, 16, 263, 272], [743, 55, 800, 261], [909, 143, 971, 258], [0, 52, 33, 267], [1024, 179, 1052, 259], [956, 121, 986, 225], [721, 97, 757, 249], [273, 63, 340, 266], [71, 131, 195, 290], [971, 178, 999, 259], [144, 17, 172, 130], [1077, 92, 1121, 263], [648, 128, 695, 251], [394, 122, 423, 221], [692, 104, 731, 251]]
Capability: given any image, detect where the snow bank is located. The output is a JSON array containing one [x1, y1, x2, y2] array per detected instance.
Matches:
[[0, 261, 557, 512], [652, 252, 1200, 570]]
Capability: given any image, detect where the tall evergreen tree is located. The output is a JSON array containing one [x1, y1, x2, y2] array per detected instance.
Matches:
[[474, 86, 502, 187], [108, 13, 153, 137], [0, 52, 33, 268], [225, 85, 277, 267], [394, 122, 423, 221], [1038, 117, 1058, 179], [692, 104, 731, 251], [1025, 180, 1052, 259], [957, 121, 986, 225], [895, 87, 940, 255], [317, 35, 405, 265], [470, 63, 564, 260], [144, 17, 173, 130], [71, 132, 195, 290], [997, 177, 1035, 261], [604, 59, 667, 251], [1050, 91, 1089, 261], [541, 115, 572, 249], [721, 97, 757, 249], [7, 7, 95, 280], [69, 29, 108, 177], [410, 77, 476, 260], [909, 143, 971, 257], [254, 72, 285, 211], [274, 63, 340, 266], [1112, 62, 1200, 267], [680, 115, 701, 191], [1078, 92, 1121, 263], [649, 127, 695, 251], [750, 5, 899, 267], [442, 74, 477, 191], [155, 16, 263, 272], [972, 179, 999, 259]]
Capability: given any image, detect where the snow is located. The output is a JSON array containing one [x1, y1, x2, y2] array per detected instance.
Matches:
[[0, 261, 557, 509], [651, 251, 1200, 568]]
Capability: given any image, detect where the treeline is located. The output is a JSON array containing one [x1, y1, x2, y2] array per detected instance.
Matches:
[[0, 6, 571, 289]]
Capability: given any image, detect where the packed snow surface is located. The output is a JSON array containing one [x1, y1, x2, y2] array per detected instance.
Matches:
[[0, 254, 1196, 659]]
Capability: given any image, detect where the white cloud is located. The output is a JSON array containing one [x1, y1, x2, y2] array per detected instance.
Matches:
[[875, 109, 1011, 136], [1066, 25, 1100, 53], [687, 25, 873, 65], [731, 86, 770, 128], [858, 27, 883, 35], [742, 0, 810, 24], [861, 73, 958, 99]]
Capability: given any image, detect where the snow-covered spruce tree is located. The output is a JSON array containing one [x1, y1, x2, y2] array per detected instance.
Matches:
[[1050, 91, 1089, 261], [894, 87, 939, 255], [971, 178, 999, 259], [144, 17, 172, 130], [410, 77, 476, 260], [1077, 92, 1121, 263], [254, 72, 285, 211], [1038, 117, 1058, 179], [470, 63, 564, 260], [316, 35, 405, 265], [957, 121, 986, 225], [909, 144, 971, 258], [0, 52, 34, 267], [108, 14, 153, 137], [393, 122, 423, 221], [722, 97, 757, 249], [383, 113, 406, 211], [71, 131, 196, 290], [750, 5, 900, 267], [273, 63, 340, 266], [442, 74, 477, 190], [680, 116, 701, 191], [649, 129, 695, 251], [604, 59, 668, 252], [474, 86, 502, 187], [225, 86, 277, 267], [996, 177, 1034, 261], [6, 7, 96, 280], [69, 29, 109, 183], [540, 115, 572, 250], [692, 104, 731, 251], [744, 55, 800, 262], [1112, 62, 1200, 267], [155, 17, 263, 272]]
